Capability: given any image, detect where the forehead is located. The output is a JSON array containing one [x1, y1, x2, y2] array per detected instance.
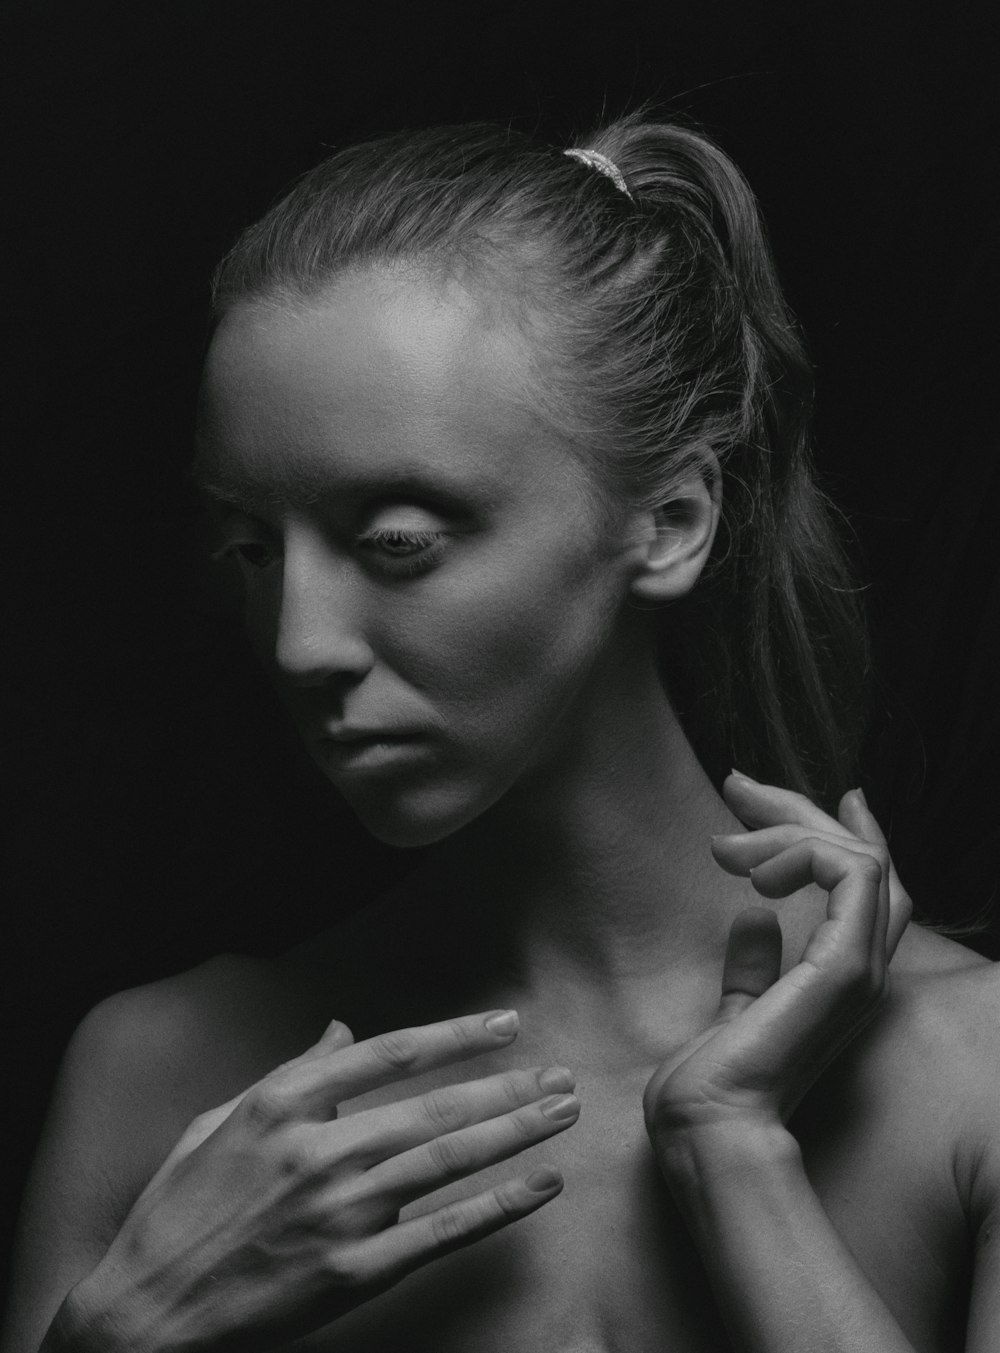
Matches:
[[195, 267, 572, 507]]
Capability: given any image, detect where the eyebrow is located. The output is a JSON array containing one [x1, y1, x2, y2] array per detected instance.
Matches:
[[189, 458, 498, 516]]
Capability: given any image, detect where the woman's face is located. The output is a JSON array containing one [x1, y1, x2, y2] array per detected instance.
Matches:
[[195, 268, 643, 846]]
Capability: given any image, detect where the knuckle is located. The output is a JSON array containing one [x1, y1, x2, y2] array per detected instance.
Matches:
[[508, 1107, 537, 1142], [277, 1129, 322, 1178], [242, 1077, 295, 1128], [326, 1183, 377, 1238], [422, 1089, 468, 1135], [855, 855, 884, 885], [321, 1243, 371, 1290], [500, 1074, 527, 1111], [431, 1202, 470, 1248], [428, 1131, 471, 1177], [370, 1029, 420, 1072], [800, 833, 828, 854], [445, 1018, 478, 1053], [490, 1182, 522, 1221]]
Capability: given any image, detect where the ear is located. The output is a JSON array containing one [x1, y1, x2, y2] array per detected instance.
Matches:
[[627, 455, 721, 603]]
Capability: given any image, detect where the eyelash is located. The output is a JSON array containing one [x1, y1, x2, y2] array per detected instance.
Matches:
[[213, 524, 447, 577], [356, 526, 447, 576]]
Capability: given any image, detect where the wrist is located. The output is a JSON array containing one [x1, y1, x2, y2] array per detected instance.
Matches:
[[53, 1270, 165, 1353], [652, 1115, 802, 1194]]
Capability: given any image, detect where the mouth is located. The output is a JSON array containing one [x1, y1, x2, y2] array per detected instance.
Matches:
[[316, 729, 426, 773], [323, 727, 418, 745]]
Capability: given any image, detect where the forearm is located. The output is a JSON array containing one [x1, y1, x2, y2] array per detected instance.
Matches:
[[657, 1124, 916, 1353]]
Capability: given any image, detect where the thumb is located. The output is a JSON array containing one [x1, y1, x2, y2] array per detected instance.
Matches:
[[718, 907, 783, 1019]]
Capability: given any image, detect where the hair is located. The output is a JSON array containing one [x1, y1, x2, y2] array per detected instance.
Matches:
[[210, 105, 870, 811]]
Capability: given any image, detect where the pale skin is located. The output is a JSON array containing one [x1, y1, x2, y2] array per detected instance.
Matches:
[[3, 266, 997, 1353]]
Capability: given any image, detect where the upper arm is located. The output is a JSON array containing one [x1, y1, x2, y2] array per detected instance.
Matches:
[[961, 965, 1000, 1353], [968, 1188, 1000, 1352], [0, 954, 294, 1353], [0, 992, 190, 1353]]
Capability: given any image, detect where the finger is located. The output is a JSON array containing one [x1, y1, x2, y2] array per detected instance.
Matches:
[[717, 908, 782, 1019], [361, 1087, 580, 1209], [714, 829, 891, 995], [835, 790, 891, 960], [836, 787, 870, 839], [711, 823, 887, 875], [723, 771, 842, 833], [308, 1018, 356, 1056], [712, 826, 891, 966], [839, 789, 913, 959], [746, 836, 881, 903], [337, 1065, 576, 1166], [243, 1010, 522, 1124], [361, 1169, 564, 1282], [745, 839, 883, 966], [269, 1019, 356, 1079]]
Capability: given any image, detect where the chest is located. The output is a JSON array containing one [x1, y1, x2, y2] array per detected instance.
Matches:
[[289, 1056, 968, 1353]]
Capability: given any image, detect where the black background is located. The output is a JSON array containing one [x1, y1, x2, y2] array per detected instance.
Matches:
[[3, 0, 998, 1299]]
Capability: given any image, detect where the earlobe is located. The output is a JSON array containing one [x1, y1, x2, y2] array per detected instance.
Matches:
[[628, 459, 721, 603]]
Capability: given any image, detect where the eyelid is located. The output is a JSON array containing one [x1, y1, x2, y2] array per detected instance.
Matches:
[[360, 498, 450, 529], [208, 505, 278, 564]]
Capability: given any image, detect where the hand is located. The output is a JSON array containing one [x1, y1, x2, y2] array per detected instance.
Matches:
[[644, 773, 913, 1157], [67, 1012, 578, 1353]]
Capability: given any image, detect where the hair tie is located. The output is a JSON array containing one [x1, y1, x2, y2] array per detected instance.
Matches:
[[564, 148, 634, 201]]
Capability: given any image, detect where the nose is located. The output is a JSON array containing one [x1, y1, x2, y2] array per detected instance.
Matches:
[[272, 526, 375, 687]]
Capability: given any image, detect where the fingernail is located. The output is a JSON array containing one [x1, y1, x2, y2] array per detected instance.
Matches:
[[855, 787, 868, 807], [541, 1093, 580, 1121], [538, 1066, 576, 1094], [729, 767, 757, 783], [484, 1010, 519, 1038], [526, 1167, 562, 1192]]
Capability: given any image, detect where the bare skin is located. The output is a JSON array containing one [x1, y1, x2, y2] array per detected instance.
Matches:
[[5, 817, 993, 1353], [3, 269, 996, 1352]]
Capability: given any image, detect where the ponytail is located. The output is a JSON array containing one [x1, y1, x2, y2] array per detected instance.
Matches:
[[569, 111, 870, 806]]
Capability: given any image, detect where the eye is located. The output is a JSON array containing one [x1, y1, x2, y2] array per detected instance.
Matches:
[[357, 525, 446, 573], [210, 511, 279, 571], [230, 541, 278, 569], [356, 521, 447, 577]]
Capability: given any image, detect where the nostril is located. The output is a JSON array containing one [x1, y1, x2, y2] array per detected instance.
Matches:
[[274, 627, 376, 684]]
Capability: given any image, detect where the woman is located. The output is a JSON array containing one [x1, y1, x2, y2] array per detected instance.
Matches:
[[4, 110, 996, 1352]]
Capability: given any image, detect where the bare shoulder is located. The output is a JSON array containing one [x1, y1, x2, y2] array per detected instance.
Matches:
[[40, 950, 326, 1237], [859, 929, 999, 1208], [888, 926, 998, 1067], [1, 954, 322, 1353], [797, 928, 997, 1232], [69, 951, 324, 1171], [876, 926, 997, 1087]]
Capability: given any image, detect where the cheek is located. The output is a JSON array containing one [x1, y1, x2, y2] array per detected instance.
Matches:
[[376, 544, 620, 735]]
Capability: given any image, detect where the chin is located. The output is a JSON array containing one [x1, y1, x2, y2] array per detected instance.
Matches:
[[338, 775, 510, 849]]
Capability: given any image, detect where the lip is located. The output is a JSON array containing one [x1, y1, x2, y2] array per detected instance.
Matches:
[[321, 727, 419, 745], [316, 729, 427, 774]]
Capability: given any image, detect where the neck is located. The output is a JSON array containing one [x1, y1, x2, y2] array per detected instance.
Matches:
[[414, 628, 750, 1004]]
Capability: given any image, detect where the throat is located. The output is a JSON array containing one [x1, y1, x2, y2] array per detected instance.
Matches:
[[410, 687, 747, 1011]]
